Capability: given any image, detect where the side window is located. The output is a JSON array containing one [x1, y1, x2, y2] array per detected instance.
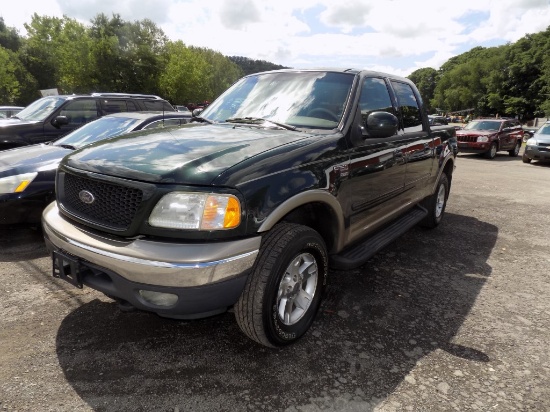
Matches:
[[101, 99, 128, 115], [142, 100, 170, 111], [391, 81, 423, 132], [358, 77, 395, 127], [162, 102, 175, 111], [126, 100, 138, 111], [59, 99, 99, 126]]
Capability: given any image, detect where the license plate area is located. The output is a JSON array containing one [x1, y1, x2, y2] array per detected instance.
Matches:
[[52, 250, 84, 289]]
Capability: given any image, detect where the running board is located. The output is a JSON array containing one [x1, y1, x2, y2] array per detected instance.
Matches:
[[330, 205, 428, 270]]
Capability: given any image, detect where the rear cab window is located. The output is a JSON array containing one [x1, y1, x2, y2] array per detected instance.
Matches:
[[390, 80, 423, 132]]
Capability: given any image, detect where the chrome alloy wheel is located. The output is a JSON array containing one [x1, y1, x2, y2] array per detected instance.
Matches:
[[435, 183, 446, 218], [276, 252, 318, 326]]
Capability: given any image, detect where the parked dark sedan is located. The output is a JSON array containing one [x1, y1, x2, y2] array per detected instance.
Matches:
[[0, 111, 191, 225]]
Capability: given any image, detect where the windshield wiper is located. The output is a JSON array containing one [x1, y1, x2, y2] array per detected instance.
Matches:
[[57, 144, 77, 150], [225, 117, 297, 131]]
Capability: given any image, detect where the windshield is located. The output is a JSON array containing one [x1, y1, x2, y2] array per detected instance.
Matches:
[[53, 116, 142, 149], [14, 97, 67, 121], [464, 120, 501, 131], [200, 71, 355, 130], [536, 124, 550, 136]]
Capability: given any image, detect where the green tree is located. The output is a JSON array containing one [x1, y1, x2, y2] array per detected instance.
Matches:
[[18, 14, 93, 94], [0, 17, 23, 52], [0, 46, 39, 105], [159, 41, 210, 104], [192, 47, 243, 100], [229, 56, 287, 75], [408, 67, 438, 113], [89, 14, 167, 93], [0, 47, 20, 103]]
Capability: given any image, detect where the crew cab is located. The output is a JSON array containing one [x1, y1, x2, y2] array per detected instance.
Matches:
[[42, 69, 457, 348], [0, 93, 175, 150], [455, 118, 524, 159]]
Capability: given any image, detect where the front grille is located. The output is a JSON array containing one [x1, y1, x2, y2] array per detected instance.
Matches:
[[457, 135, 478, 143], [62, 173, 143, 230]]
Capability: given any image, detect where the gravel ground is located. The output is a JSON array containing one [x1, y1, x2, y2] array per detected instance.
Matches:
[[1, 149, 549, 411]]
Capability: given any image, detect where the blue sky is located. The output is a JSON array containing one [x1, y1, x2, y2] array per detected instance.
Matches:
[[2, 0, 549, 77]]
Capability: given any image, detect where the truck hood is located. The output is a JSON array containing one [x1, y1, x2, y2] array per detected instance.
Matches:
[[0, 143, 71, 177], [0, 118, 42, 131], [64, 124, 314, 185], [456, 130, 497, 136]]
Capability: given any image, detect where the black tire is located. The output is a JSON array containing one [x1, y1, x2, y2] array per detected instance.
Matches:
[[509, 141, 521, 157], [484, 142, 497, 159], [420, 173, 449, 229], [234, 223, 328, 348], [522, 153, 532, 163]]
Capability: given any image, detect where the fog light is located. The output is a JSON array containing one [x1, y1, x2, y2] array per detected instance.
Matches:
[[138, 290, 178, 307]]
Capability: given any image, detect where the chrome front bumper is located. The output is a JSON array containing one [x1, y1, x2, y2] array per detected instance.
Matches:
[[42, 202, 261, 288]]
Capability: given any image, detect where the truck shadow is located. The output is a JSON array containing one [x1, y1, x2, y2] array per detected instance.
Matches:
[[54, 212, 497, 411]]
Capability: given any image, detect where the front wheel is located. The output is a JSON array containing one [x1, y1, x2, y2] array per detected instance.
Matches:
[[509, 141, 521, 157], [420, 173, 449, 229], [484, 142, 498, 159], [235, 223, 328, 347], [522, 153, 532, 163]]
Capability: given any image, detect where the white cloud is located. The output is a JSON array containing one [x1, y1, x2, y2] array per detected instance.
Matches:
[[1, 0, 549, 76]]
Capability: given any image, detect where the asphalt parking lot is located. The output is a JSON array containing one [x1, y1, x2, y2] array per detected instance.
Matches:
[[1, 149, 549, 411]]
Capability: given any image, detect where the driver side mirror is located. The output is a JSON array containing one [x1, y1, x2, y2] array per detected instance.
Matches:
[[52, 116, 69, 127], [192, 108, 203, 117], [364, 111, 399, 138]]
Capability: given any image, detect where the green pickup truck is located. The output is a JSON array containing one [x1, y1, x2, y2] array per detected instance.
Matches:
[[42, 69, 457, 347]]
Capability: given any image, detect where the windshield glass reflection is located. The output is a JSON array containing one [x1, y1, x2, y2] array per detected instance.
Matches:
[[53, 117, 142, 149], [15, 97, 66, 121], [200, 71, 354, 130], [464, 120, 501, 131]]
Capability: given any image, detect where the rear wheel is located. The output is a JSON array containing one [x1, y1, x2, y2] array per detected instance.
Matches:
[[484, 142, 497, 159], [509, 141, 521, 157], [420, 173, 449, 229], [235, 223, 328, 347]]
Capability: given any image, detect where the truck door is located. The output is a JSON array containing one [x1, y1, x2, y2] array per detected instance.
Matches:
[[43, 99, 99, 143], [501, 120, 521, 150], [345, 77, 408, 244], [390, 80, 434, 203]]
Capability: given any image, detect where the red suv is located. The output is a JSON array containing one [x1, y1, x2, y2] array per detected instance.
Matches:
[[456, 118, 524, 159]]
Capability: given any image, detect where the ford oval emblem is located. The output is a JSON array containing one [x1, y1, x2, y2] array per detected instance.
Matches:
[[78, 190, 95, 204]]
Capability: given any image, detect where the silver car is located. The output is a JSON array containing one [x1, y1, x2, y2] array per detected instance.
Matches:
[[523, 121, 550, 163]]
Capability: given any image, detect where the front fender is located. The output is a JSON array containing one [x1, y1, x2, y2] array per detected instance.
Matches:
[[257, 189, 346, 253]]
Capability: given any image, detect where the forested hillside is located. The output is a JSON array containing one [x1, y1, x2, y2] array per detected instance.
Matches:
[[408, 26, 550, 120]]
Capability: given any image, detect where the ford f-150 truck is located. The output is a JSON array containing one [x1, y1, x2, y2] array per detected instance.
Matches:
[[42, 69, 457, 348]]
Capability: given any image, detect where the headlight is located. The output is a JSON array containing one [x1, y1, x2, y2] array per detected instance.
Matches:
[[0, 172, 38, 194], [149, 192, 241, 230], [477, 136, 489, 142], [526, 138, 537, 146]]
